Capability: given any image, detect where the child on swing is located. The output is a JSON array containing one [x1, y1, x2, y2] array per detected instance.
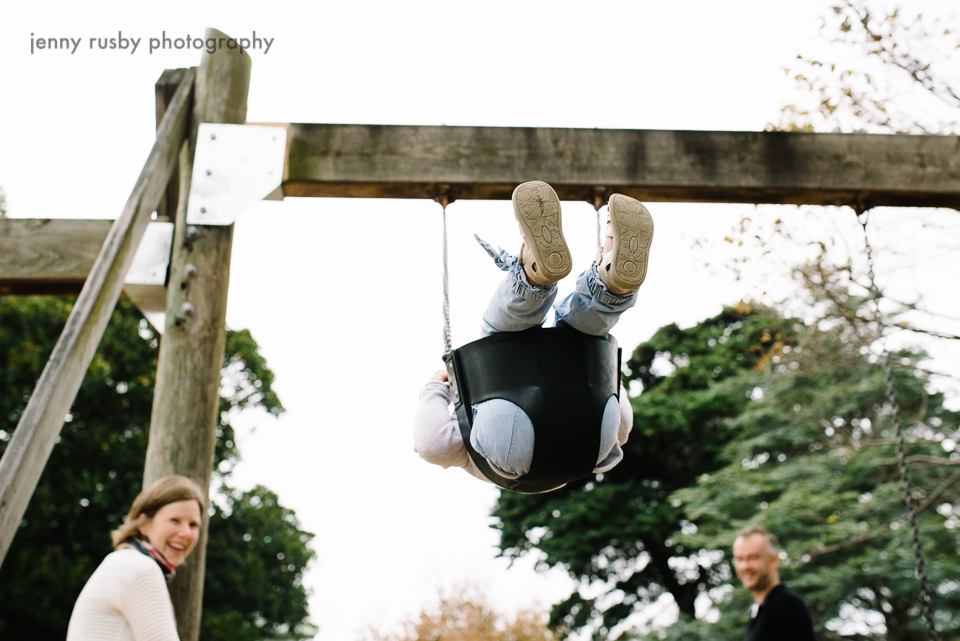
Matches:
[[414, 181, 654, 489]]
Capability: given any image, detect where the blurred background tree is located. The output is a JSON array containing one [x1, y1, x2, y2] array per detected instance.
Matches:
[[669, 288, 960, 640], [358, 585, 554, 641], [0, 295, 316, 641]]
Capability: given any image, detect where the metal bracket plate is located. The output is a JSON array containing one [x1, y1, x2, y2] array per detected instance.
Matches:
[[124, 221, 174, 334], [186, 123, 286, 225], [126, 221, 173, 286]]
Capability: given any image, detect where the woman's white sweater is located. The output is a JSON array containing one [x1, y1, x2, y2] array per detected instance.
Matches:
[[67, 548, 180, 641]]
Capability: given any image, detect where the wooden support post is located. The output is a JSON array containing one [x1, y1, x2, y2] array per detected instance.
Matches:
[[143, 30, 251, 641], [0, 69, 194, 567]]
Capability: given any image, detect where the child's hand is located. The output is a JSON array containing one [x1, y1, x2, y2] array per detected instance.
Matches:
[[474, 234, 513, 271], [429, 370, 449, 383]]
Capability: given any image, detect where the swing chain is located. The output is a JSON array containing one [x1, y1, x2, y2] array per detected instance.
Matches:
[[858, 208, 938, 641], [883, 354, 938, 640], [435, 190, 453, 357]]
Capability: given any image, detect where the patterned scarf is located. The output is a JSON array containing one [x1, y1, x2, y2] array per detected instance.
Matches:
[[119, 537, 176, 582]]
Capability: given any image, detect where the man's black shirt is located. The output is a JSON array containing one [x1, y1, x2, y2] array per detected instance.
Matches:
[[745, 584, 815, 641]]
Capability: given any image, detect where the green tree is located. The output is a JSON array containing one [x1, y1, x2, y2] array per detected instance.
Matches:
[[205, 486, 317, 640], [492, 304, 796, 639], [671, 300, 960, 640], [0, 295, 316, 641]]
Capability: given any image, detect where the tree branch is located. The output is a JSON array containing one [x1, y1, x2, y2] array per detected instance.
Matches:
[[845, 0, 960, 108], [917, 468, 960, 513], [889, 323, 960, 342], [805, 469, 960, 558], [877, 455, 960, 468], [807, 524, 890, 557]]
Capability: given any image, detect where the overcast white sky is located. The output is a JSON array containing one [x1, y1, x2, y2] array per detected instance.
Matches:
[[3, 1, 959, 638]]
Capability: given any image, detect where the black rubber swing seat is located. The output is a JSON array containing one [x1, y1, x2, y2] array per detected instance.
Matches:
[[443, 326, 621, 494]]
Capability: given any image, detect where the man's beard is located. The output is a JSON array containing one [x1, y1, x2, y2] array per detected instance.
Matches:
[[737, 565, 773, 593], [748, 570, 772, 593]]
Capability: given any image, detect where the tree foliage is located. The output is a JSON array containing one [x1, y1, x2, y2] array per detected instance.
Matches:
[[359, 585, 554, 641], [0, 295, 315, 641], [205, 486, 317, 640]]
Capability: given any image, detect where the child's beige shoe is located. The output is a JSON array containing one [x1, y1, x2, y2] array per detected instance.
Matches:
[[512, 181, 572, 287], [597, 194, 654, 295]]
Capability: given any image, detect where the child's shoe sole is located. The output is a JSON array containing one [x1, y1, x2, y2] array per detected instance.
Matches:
[[512, 181, 572, 285], [601, 194, 654, 294]]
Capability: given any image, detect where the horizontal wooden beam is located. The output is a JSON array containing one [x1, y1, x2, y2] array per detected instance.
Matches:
[[0, 218, 113, 295], [0, 219, 170, 314], [278, 124, 960, 209]]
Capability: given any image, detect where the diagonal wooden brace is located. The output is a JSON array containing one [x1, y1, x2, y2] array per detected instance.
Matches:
[[0, 68, 196, 568]]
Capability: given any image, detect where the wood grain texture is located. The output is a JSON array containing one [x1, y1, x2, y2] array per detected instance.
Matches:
[[280, 124, 960, 208], [0, 68, 194, 568], [0, 219, 169, 302], [0, 218, 112, 294], [144, 33, 250, 641]]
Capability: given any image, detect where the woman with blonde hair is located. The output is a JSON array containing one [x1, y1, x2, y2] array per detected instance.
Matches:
[[66, 475, 206, 641]]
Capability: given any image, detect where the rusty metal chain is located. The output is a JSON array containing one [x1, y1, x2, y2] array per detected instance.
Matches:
[[857, 208, 937, 640], [882, 353, 938, 639], [440, 200, 452, 356]]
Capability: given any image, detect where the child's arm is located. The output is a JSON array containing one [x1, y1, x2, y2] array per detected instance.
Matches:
[[617, 384, 633, 446], [413, 372, 471, 469]]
